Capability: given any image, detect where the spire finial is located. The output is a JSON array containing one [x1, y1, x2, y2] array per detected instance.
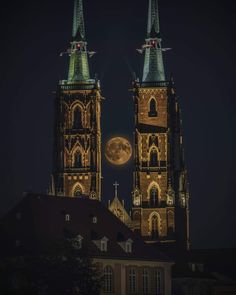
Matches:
[[147, 0, 160, 38], [72, 0, 85, 41], [67, 0, 90, 82], [142, 0, 165, 82], [113, 181, 119, 198]]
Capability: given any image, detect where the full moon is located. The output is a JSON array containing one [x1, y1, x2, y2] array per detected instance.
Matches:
[[105, 137, 132, 165]]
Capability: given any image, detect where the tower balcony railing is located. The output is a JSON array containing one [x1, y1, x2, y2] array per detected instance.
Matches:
[[64, 167, 94, 173], [136, 81, 170, 88], [59, 80, 97, 91]]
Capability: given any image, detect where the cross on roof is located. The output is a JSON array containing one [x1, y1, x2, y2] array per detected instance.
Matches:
[[113, 181, 119, 198]]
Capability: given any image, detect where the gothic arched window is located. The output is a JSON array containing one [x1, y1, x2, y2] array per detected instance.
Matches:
[[103, 266, 114, 293], [148, 98, 157, 117], [74, 150, 82, 168], [150, 186, 159, 207], [150, 148, 158, 167], [73, 107, 82, 129], [151, 215, 159, 239], [149, 134, 158, 147], [74, 186, 82, 197]]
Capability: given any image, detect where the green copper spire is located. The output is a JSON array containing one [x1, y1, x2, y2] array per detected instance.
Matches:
[[142, 0, 165, 82], [68, 0, 90, 82]]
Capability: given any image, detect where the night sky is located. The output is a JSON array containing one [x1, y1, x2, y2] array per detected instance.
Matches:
[[0, 0, 235, 249]]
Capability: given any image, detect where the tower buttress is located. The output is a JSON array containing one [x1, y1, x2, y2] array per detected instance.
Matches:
[[51, 0, 102, 200]]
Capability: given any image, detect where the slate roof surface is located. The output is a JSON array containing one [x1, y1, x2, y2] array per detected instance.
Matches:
[[1, 193, 171, 263]]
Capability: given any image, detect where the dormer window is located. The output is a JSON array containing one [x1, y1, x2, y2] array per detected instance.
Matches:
[[65, 214, 70, 222], [101, 240, 107, 252], [93, 236, 109, 252], [118, 238, 133, 253], [126, 243, 132, 253]]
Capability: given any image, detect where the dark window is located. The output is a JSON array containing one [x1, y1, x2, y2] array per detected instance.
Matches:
[[151, 215, 159, 239], [73, 107, 82, 129], [148, 98, 157, 117], [74, 151, 82, 168], [149, 134, 158, 147], [150, 186, 159, 207], [74, 187, 82, 197], [150, 149, 158, 167]]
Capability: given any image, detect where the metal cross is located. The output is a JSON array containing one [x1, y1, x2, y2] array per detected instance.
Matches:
[[113, 181, 119, 198]]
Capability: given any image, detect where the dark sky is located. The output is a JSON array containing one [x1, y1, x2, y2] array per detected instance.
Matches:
[[0, 0, 235, 249]]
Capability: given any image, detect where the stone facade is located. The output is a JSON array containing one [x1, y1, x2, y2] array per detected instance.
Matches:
[[50, 83, 102, 200], [131, 81, 189, 250]]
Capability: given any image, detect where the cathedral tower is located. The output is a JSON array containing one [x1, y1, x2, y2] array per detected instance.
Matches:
[[132, 0, 190, 250], [51, 0, 102, 200]]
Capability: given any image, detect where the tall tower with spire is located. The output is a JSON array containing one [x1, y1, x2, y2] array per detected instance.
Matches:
[[50, 0, 102, 200], [132, 0, 190, 250]]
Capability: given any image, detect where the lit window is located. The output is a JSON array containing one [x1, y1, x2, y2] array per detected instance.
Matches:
[[65, 214, 70, 222], [155, 268, 164, 295], [142, 268, 149, 294], [103, 266, 114, 293], [129, 268, 137, 293]]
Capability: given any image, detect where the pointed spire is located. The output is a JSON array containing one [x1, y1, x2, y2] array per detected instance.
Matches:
[[68, 0, 90, 82], [142, 0, 165, 82], [72, 0, 85, 41], [147, 0, 160, 38]]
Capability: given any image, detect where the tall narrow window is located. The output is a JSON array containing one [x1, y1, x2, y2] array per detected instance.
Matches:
[[155, 268, 164, 295], [151, 215, 159, 239], [74, 150, 82, 168], [74, 186, 82, 197], [148, 98, 157, 117], [73, 107, 82, 129], [142, 268, 149, 294], [129, 268, 137, 293], [150, 186, 159, 207], [103, 266, 114, 293], [150, 148, 158, 167]]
